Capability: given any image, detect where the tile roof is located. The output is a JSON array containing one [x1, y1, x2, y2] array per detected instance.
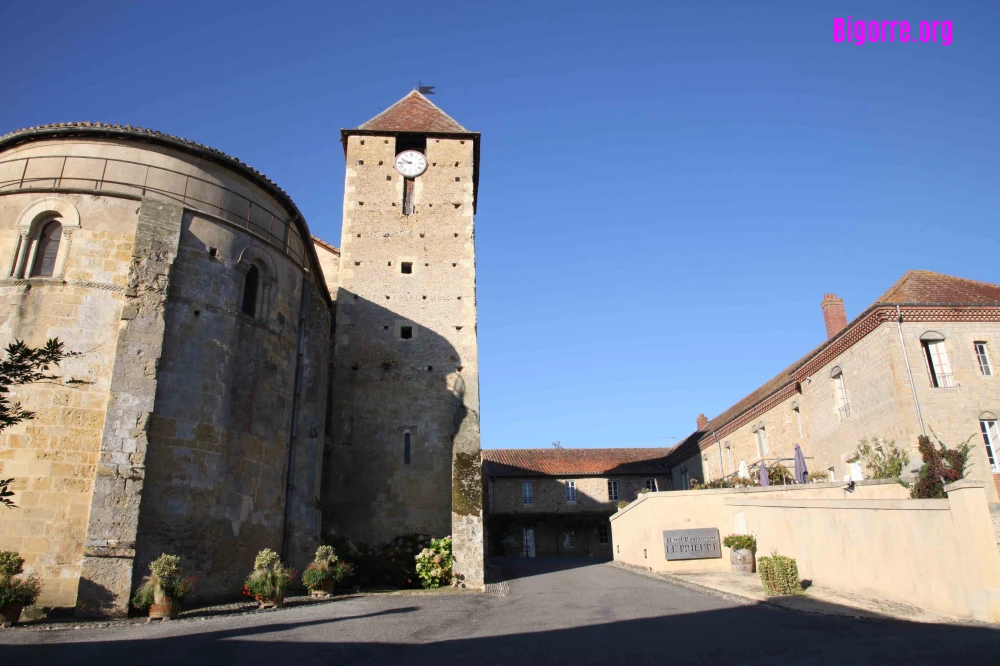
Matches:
[[311, 235, 340, 255], [666, 270, 1000, 463], [357, 91, 469, 134], [875, 270, 1000, 305], [482, 448, 673, 477]]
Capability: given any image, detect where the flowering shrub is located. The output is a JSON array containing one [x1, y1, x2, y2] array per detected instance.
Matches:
[[0, 550, 41, 607], [722, 534, 757, 551], [244, 548, 294, 604], [910, 433, 972, 498], [855, 437, 910, 479], [132, 553, 196, 608], [415, 536, 453, 589]]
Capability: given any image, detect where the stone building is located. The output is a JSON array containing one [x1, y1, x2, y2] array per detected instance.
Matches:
[[664, 271, 1000, 505], [0, 91, 485, 614], [482, 448, 671, 558]]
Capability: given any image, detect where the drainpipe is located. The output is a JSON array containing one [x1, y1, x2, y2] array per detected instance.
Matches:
[[896, 305, 926, 437], [281, 274, 310, 558]]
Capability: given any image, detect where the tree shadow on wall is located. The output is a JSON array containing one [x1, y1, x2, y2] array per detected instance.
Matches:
[[320, 290, 480, 545]]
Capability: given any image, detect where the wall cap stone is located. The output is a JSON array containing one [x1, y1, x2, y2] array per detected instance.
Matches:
[[944, 479, 986, 493]]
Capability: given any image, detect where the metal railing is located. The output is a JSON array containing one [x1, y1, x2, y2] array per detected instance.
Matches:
[[719, 455, 816, 485], [932, 372, 956, 388], [0, 155, 307, 267]]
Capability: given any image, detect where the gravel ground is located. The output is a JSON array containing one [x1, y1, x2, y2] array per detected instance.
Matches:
[[2, 558, 998, 665]]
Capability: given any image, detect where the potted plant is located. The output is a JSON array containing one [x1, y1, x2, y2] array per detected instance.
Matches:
[[131, 553, 195, 620], [722, 534, 757, 574], [302, 545, 355, 597], [245, 548, 294, 609], [0, 551, 41, 626]]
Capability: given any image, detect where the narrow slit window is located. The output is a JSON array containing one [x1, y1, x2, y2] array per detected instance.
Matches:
[[403, 178, 415, 215], [404, 431, 411, 465]]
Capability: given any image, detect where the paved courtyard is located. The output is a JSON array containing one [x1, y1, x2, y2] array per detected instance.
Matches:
[[3, 558, 998, 665]]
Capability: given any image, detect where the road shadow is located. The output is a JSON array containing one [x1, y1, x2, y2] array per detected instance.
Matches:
[[3, 596, 998, 665]]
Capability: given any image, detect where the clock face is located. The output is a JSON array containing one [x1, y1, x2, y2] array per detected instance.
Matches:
[[395, 150, 427, 178]]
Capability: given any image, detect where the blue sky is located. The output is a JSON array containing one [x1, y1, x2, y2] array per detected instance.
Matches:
[[3, 1, 998, 449]]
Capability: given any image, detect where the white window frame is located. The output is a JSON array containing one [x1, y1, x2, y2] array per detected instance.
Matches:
[[645, 478, 657, 492], [923, 339, 955, 388], [980, 420, 1000, 473], [565, 480, 577, 503], [522, 481, 534, 506], [607, 479, 619, 501], [563, 531, 576, 549], [975, 342, 993, 377]]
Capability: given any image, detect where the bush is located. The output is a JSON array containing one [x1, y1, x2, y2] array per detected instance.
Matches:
[[324, 533, 430, 589], [244, 548, 294, 604], [807, 471, 832, 483], [616, 500, 628, 510], [415, 537, 454, 589], [722, 534, 757, 551], [754, 464, 793, 485], [0, 550, 41, 607], [855, 437, 910, 479], [132, 554, 196, 608], [758, 550, 802, 595], [910, 432, 972, 499]]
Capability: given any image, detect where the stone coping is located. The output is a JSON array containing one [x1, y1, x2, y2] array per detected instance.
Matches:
[[723, 496, 950, 511], [610, 479, 902, 520]]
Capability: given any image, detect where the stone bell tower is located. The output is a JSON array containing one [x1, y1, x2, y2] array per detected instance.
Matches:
[[322, 91, 483, 587]]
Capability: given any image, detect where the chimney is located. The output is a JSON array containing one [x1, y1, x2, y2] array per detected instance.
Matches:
[[821, 293, 847, 339], [696, 414, 709, 430]]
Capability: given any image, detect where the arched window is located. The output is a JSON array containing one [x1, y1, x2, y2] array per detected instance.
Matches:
[[30, 220, 62, 278], [241, 265, 259, 316]]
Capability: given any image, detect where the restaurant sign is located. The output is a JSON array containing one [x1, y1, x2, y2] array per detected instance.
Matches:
[[662, 528, 722, 561]]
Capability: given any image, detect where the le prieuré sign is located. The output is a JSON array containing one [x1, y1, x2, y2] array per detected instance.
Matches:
[[662, 528, 722, 561]]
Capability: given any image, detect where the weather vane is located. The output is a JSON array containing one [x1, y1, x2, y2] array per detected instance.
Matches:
[[416, 81, 435, 95]]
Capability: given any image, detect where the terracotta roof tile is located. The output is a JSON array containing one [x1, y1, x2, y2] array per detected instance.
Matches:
[[875, 270, 1000, 304], [357, 91, 468, 134], [482, 448, 673, 477]]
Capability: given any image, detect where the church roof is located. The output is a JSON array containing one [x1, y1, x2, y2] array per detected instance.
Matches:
[[357, 91, 469, 134], [482, 448, 673, 478]]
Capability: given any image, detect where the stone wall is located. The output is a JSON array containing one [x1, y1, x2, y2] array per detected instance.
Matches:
[[323, 134, 483, 586], [132, 209, 330, 603], [0, 192, 136, 608]]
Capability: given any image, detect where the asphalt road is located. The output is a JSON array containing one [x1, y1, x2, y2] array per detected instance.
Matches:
[[3, 558, 999, 665]]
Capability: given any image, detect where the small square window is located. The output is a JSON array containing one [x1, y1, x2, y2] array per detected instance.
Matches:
[[400, 326, 413, 340], [401, 262, 413, 274]]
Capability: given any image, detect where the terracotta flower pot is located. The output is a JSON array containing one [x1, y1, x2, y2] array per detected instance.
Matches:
[[730, 548, 755, 575], [310, 578, 336, 597], [0, 602, 24, 626], [149, 591, 181, 620], [259, 590, 286, 609]]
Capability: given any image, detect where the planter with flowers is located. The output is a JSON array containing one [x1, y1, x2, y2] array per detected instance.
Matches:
[[131, 553, 196, 620], [722, 534, 757, 575], [0, 550, 41, 626], [244, 548, 295, 609], [302, 545, 355, 597]]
